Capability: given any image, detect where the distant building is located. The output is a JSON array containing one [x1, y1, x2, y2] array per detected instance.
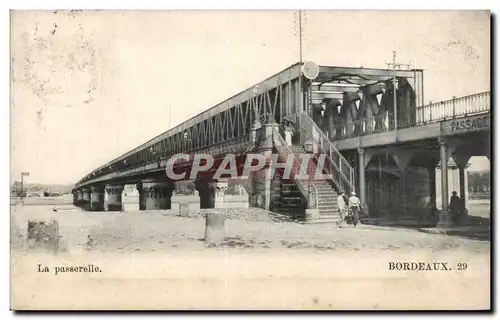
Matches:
[[27, 187, 44, 197]]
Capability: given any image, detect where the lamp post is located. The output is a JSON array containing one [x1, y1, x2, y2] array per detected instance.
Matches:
[[20, 172, 29, 203], [298, 10, 303, 64]]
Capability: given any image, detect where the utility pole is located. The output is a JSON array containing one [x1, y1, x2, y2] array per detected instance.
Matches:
[[296, 10, 305, 113], [298, 10, 303, 63], [386, 50, 410, 131]]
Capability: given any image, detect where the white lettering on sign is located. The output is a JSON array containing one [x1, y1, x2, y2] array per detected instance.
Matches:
[[444, 115, 490, 135]]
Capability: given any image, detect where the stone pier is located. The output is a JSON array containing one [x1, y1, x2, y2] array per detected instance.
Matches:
[[74, 189, 84, 208], [105, 185, 124, 211], [140, 180, 175, 210], [82, 188, 91, 210], [90, 185, 105, 211], [195, 179, 229, 209], [249, 118, 278, 210]]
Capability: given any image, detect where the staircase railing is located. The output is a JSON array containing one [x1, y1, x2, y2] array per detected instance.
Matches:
[[271, 126, 318, 210], [297, 112, 355, 195]]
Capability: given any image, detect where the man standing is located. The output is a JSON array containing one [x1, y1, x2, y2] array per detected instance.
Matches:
[[337, 191, 347, 228], [348, 191, 361, 227], [449, 191, 461, 223]]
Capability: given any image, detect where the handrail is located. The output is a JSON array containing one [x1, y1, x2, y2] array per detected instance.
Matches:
[[297, 113, 355, 194], [271, 126, 318, 209], [333, 91, 490, 140], [417, 91, 489, 124]]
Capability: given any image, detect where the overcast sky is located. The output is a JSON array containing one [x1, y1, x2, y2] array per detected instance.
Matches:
[[10, 10, 490, 184]]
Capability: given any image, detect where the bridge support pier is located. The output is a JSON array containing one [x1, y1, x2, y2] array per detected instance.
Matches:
[[105, 185, 124, 211], [74, 190, 84, 207], [196, 181, 211, 209], [82, 188, 90, 210], [90, 185, 105, 211], [210, 180, 229, 208], [141, 180, 175, 210], [196, 179, 229, 209], [136, 183, 145, 210], [249, 120, 277, 211], [249, 163, 272, 210]]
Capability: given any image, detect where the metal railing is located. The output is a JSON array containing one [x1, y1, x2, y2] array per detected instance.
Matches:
[[333, 91, 490, 140], [298, 113, 355, 195], [272, 126, 318, 209], [416, 91, 490, 124]]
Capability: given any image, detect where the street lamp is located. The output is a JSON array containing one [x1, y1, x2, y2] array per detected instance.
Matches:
[[252, 85, 261, 126], [20, 172, 29, 203]]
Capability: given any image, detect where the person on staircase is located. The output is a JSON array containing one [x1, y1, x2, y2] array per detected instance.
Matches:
[[336, 190, 347, 228], [348, 191, 361, 227]]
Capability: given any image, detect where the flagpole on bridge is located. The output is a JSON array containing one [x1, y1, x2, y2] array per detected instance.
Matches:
[[296, 10, 305, 113]]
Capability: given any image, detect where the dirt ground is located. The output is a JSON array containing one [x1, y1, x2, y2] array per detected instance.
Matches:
[[10, 203, 491, 310], [10, 203, 490, 253]]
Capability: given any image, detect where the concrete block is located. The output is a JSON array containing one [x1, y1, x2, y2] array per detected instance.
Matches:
[[204, 213, 225, 245]]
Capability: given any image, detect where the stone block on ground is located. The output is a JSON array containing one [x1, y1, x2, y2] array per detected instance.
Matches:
[[305, 209, 320, 222], [204, 212, 226, 246]]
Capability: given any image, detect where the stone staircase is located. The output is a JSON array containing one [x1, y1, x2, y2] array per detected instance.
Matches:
[[270, 145, 340, 223]]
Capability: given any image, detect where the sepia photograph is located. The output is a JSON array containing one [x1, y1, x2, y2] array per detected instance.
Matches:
[[9, 8, 491, 310]]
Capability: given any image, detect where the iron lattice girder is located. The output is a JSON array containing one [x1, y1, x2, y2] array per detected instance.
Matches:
[[76, 63, 423, 187], [76, 136, 252, 188]]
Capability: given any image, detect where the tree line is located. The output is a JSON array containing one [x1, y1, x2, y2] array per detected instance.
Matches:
[[468, 171, 490, 193]]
